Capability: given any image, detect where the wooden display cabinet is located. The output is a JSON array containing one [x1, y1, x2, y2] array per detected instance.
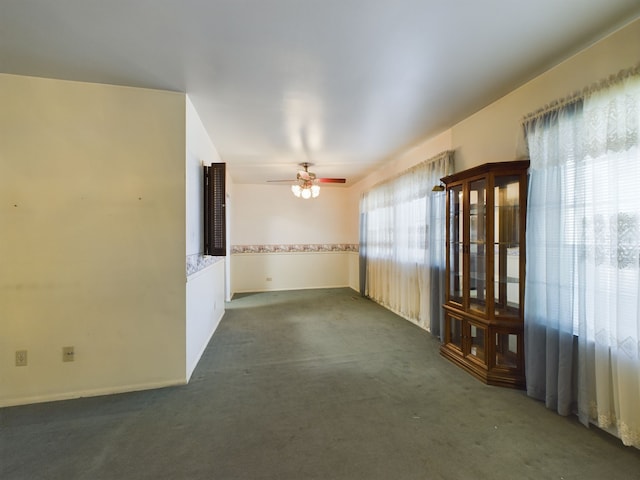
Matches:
[[440, 161, 529, 389]]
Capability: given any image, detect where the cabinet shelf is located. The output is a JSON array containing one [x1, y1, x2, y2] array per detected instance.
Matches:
[[496, 276, 519, 284], [441, 161, 529, 389]]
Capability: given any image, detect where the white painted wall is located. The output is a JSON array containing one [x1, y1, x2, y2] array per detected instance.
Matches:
[[230, 183, 357, 295], [186, 260, 225, 376], [231, 184, 355, 245], [0, 75, 187, 406], [232, 252, 351, 293], [185, 97, 226, 379], [347, 251, 359, 291]]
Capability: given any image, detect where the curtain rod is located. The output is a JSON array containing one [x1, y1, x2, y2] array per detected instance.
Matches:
[[365, 149, 455, 193], [523, 63, 640, 124]]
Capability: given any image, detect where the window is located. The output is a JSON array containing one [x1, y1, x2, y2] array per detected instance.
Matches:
[[524, 68, 640, 447], [359, 151, 452, 330]]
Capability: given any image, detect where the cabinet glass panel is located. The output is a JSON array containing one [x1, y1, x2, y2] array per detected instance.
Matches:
[[448, 315, 463, 350], [448, 186, 463, 304], [495, 332, 519, 369], [469, 323, 486, 363], [494, 175, 520, 317], [469, 179, 487, 314]]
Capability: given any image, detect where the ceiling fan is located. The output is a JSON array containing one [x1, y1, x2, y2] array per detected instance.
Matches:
[[268, 163, 346, 199]]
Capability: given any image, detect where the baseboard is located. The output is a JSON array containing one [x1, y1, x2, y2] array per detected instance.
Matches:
[[0, 378, 187, 408], [232, 284, 354, 296]]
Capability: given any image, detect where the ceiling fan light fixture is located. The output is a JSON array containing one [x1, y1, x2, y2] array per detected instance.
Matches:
[[291, 180, 319, 199], [269, 163, 340, 199]]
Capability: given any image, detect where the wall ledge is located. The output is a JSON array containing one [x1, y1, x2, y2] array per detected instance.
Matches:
[[186, 253, 224, 277]]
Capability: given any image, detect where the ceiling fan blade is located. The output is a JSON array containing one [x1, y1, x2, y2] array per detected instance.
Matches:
[[267, 179, 296, 183], [317, 178, 346, 183]]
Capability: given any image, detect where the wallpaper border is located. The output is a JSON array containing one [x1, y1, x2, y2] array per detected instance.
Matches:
[[231, 243, 359, 254]]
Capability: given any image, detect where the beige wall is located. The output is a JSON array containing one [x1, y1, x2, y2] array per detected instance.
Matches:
[[353, 18, 640, 191], [350, 130, 453, 198], [451, 17, 640, 172], [0, 75, 188, 406]]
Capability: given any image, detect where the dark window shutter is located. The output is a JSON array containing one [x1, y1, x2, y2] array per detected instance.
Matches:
[[204, 163, 226, 256]]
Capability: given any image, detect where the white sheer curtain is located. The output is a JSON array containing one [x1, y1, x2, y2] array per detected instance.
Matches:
[[525, 68, 640, 447], [360, 151, 452, 331]]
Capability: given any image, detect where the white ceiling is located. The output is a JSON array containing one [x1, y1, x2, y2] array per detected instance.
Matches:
[[2, 1, 639, 185]]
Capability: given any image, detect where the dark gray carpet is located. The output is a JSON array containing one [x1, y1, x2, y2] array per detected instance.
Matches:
[[2, 288, 639, 479]]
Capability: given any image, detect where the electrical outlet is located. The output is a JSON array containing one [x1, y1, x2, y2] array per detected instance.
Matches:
[[15, 350, 28, 367], [266, 277, 273, 282], [62, 346, 75, 362]]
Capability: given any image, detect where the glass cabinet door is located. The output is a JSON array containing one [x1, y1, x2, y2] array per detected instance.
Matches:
[[493, 175, 521, 317], [468, 322, 487, 365], [448, 185, 463, 305], [468, 179, 487, 314], [495, 331, 520, 369], [447, 314, 463, 351]]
